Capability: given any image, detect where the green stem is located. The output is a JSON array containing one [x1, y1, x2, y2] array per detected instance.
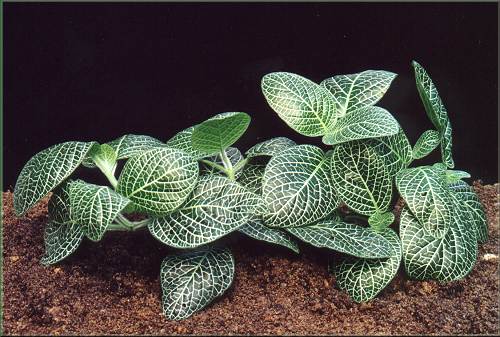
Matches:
[[104, 170, 118, 189], [113, 214, 151, 231], [233, 158, 248, 173], [200, 159, 228, 175], [220, 149, 235, 180]]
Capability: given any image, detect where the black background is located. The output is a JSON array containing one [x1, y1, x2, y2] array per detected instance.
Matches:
[[4, 2, 498, 188]]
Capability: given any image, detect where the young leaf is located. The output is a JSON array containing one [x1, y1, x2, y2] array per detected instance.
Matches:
[[88, 143, 118, 176], [400, 203, 477, 282], [446, 169, 471, 183], [107, 134, 166, 160], [412, 130, 440, 159], [237, 162, 266, 195], [369, 128, 412, 176], [334, 228, 402, 302], [395, 166, 452, 238], [14, 141, 96, 216], [68, 180, 130, 241], [449, 180, 488, 243], [41, 182, 84, 265], [117, 147, 199, 215], [166, 126, 207, 159], [161, 247, 234, 320], [287, 220, 393, 259], [368, 212, 395, 231], [322, 106, 399, 146], [330, 141, 392, 216], [148, 176, 261, 248], [321, 70, 397, 116], [261, 72, 338, 137], [245, 137, 297, 159], [191, 112, 251, 155], [239, 217, 299, 253], [201, 147, 244, 178], [441, 119, 455, 168], [262, 145, 338, 228]]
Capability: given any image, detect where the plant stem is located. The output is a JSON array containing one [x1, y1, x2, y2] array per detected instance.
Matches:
[[113, 213, 151, 231], [200, 159, 228, 175], [104, 170, 119, 189], [233, 158, 248, 173], [220, 149, 235, 180]]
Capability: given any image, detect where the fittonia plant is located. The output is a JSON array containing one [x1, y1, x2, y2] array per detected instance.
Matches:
[[13, 60, 487, 320]]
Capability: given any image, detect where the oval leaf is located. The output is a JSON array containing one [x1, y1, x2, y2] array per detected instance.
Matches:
[[261, 72, 338, 137], [322, 106, 399, 145], [368, 212, 395, 231], [321, 70, 397, 116], [239, 217, 299, 253], [108, 134, 166, 160], [412, 129, 440, 160], [369, 128, 412, 176], [14, 141, 96, 216], [117, 147, 199, 215], [161, 247, 234, 320], [245, 137, 297, 158], [330, 141, 392, 216], [149, 176, 261, 248], [262, 145, 338, 228], [166, 126, 207, 159]]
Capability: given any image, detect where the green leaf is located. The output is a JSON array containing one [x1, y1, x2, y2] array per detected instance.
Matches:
[[395, 166, 452, 238], [330, 141, 392, 216], [322, 106, 399, 145], [161, 247, 234, 320], [400, 203, 477, 282], [287, 220, 393, 259], [191, 112, 251, 155], [446, 169, 471, 183], [41, 182, 84, 265], [245, 137, 297, 158], [412, 130, 440, 160], [14, 141, 96, 216], [117, 147, 199, 215], [262, 145, 338, 228], [368, 212, 395, 231], [68, 180, 130, 241], [412, 61, 448, 130], [321, 70, 397, 116], [201, 147, 244, 178], [334, 228, 402, 302], [108, 134, 166, 160], [449, 180, 488, 243], [148, 176, 261, 248], [368, 128, 412, 176], [87, 143, 118, 175], [441, 119, 454, 168], [239, 217, 299, 253], [166, 126, 207, 159], [261, 72, 339, 137], [237, 162, 266, 195]]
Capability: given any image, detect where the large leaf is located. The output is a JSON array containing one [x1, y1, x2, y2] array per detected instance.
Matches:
[[117, 147, 199, 215], [14, 141, 96, 216], [148, 176, 261, 248], [400, 203, 477, 282], [166, 126, 208, 160], [412, 129, 440, 160], [41, 182, 84, 265], [395, 166, 452, 238], [369, 128, 412, 176], [237, 162, 266, 195], [191, 112, 250, 155], [287, 220, 393, 258], [201, 147, 244, 179], [245, 137, 297, 158], [449, 180, 488, 243], [239, 217, 299, 253], [262, 145, 338, 228], [161, 247, 234, 320], [322, 106, 399, 145], [261, 72, 338, 137], [330, 141, 392, 216], [68, 180, 130, 241], [334, 228, 402, 302], [440, 119, 454, 168], [321, 70, 397, 116], [108, 134, 166, 160]]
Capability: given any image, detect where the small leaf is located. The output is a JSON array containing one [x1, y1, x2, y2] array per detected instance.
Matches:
[[166, 126, 207, 159], [330, 141, 392, 216], [191, 112, 251, 155], [149, 176, 261, 248], [88, 144, 118, 176], [238, 162, 266, 195], [108, 134, 166, 160], [334, 228, 402, 302], [201, 147, 244, 178], [245, 137, 297, 158], [239, 217, 299, 253], [395, 166, 452, 238], [446, 169, 471, 183], [412, 130, 440, 159], [321, 70, 397, 116], [369, 128, 412, 176], [68, 180, 130, 241], [368, 212, 395, 231], [117, 147, 199, 215], [262, 145, 338, 228], [14, 141, 96, 216], [261, 72, 339, 137], [322, 106, 399, 145], [287, 220, 393, 259], [161, 247, 234, 320]]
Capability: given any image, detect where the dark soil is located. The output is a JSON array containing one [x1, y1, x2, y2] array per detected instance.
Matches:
[[2, 182, 499, 335]]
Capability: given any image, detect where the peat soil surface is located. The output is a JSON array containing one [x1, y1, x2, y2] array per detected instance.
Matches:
[[2, 182, 499, 335]]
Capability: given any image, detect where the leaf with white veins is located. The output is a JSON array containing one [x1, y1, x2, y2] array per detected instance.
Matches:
[[166, 126, 208, 159], [239, 217, 299, 253], [108, 134, 166, 160], [412, 130, 440, 159], [369, 128, 412, 176], [245, 137, 297, 158]]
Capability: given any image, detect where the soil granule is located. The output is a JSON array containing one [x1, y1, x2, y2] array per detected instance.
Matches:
[[2, 182, 499, 335]]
